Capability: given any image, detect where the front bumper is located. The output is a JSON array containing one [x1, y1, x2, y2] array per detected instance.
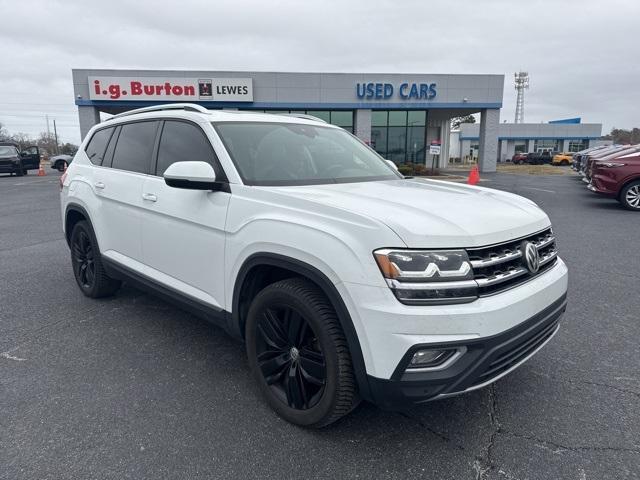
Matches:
[[0, 160, 19, 173], [366, 294, 566, 409], [589, 174, 618, 197]]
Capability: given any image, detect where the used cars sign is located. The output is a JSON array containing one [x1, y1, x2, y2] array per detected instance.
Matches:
[[88, 76, 253, 102]]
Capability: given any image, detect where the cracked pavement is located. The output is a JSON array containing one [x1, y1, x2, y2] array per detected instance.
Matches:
[[1, 171, 638, 479]]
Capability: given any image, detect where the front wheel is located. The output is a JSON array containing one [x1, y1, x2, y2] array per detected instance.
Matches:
[[245, 278, 358, 428], [15, 163, 24, 176], [57, 161, 67, 172], [619, 181, 640, 211]]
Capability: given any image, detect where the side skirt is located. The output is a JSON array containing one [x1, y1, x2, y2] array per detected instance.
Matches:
[[102, 256, 231, 332]]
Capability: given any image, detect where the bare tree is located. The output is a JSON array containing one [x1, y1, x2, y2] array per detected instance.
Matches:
[[11, 132, 34, 150], [0, 122, 10, 142], [451, 114, 477, 130]]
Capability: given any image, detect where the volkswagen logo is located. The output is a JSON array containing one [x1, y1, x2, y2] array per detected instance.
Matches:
[[523, 241, 540, 274]]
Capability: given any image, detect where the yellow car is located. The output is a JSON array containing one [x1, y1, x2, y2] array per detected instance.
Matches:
[[552, 152, 573, 166]]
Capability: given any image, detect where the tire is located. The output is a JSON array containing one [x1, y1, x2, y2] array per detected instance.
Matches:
[[245, 277, 358, 428], [23, 169, 28, 175], [561, 160, 570, 166], [619, 181, 640, 211], [70, 220, 121, 297], [15, 163, 24, 177], [57, 161, 67, 172]]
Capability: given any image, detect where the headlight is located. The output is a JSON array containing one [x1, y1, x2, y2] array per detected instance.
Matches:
[[373, 249, 478, 305], [598, 162, 625, 168]]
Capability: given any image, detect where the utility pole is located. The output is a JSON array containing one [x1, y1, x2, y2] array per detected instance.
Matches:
[[53, 119, 60, 154], [46, 114, 51, 137]]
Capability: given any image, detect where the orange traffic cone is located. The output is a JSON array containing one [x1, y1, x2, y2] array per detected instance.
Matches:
[[467, 165, 480, 185], [38, 163, 46, 176]]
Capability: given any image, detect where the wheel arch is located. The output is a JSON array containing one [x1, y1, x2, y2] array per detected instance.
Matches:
[[64, 203, 93, 247], [231, 252, 372, 400], [617, 175, 640, 199]]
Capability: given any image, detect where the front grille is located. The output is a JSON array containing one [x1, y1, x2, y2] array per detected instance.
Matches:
[[471, 316, 559, 387], [467, 228, 558, 296]]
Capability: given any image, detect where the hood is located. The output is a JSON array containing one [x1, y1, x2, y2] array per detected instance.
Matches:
[[271, 178, 550, 248]]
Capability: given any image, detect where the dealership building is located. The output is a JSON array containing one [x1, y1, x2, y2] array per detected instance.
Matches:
[[451, 119, 603, 162], [72, 69, 504, 172]]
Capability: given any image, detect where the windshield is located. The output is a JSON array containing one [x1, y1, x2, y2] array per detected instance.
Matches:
[[0, 146, 19, 157], [213, 122, 401, 186]]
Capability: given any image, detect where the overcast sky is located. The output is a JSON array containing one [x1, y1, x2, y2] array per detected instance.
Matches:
[[1, 0, 638, 144]]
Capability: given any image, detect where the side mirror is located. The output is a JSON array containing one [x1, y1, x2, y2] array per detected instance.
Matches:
[[164, 161, 217, 190], [385, 159, 399, 171]]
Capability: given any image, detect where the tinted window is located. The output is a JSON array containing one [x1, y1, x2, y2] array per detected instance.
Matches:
[[214, 122, 400, 186], [111, 121, 158, 174], [85, 128, 113, 165], [156, 121, 220, 177]]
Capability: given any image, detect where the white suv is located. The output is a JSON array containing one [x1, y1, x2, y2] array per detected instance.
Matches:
[[61, 104, 568, 427]]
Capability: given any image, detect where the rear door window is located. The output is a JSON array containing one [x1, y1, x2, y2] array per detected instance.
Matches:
[[111, 121, 158, 174], [85, 127, 114, 165], [155, 120, 223, 178]]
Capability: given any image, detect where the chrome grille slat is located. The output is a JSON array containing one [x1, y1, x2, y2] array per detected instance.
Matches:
[[468, 227, 557, 296], [470, 249, 522, 268], [475, 266, 528, 287]]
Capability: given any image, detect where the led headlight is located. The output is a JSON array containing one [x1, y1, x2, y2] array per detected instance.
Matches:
[[374, 249, 477, 305]]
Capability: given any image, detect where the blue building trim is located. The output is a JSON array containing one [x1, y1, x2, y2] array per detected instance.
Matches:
[[460, 136, 600, 141], [75, 100, 502, 110], [548, 117, 581, 124]]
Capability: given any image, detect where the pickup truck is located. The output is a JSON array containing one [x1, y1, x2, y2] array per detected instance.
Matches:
[[0, 142, 41, 175], [526, 151, 553, 165]]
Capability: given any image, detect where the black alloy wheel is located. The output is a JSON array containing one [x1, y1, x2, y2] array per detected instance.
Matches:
[[70, 221, 121, 297], [246, 278, 358, 427], [72, 228, 96, 290], [256, 304, 327, 410]]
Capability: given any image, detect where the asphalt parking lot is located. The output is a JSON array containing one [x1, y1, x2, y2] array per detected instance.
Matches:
[[1, 170, 638, 480]]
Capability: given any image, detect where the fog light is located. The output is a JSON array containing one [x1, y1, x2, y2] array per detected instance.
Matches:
[[409, 349, 454, 368]]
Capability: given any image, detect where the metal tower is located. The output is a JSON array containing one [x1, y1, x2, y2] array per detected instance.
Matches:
[[514, 71, 529, 123]]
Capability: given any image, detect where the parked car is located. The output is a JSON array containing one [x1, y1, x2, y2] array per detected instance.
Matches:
[[585, 146, 640, 183], [526, 151, 553, 165], [60, 104, 568, 427], [582, 145, 630, 182], [588, 151, 640, 210], [552, 152, 573, 166], [0, 142, 41, 176], [511, 152, 528, 164], [50, 154, 73, 172], [572, 145, 609, 172]]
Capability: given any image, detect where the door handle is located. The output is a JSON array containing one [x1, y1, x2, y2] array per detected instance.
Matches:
[[94, 182, 105, 190], [142, 193, 157, 202]]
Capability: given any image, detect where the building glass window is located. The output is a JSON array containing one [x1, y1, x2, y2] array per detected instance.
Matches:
[[568, 139, 589, 152], [533, 139, 561, 152], [514, 141, 527, 153], [369, 110, 428, 164], [372, 111, 388, 127], [256, 109, 354, 133]]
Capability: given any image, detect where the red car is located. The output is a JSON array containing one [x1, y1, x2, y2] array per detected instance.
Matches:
[[589, 151, 640, 210], [511, 152, 528, 164]]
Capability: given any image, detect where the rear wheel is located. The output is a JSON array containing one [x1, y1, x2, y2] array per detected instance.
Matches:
[[619, 181, 640, 211], [70, 220, 121, 297], [245, 278, 358, 428]]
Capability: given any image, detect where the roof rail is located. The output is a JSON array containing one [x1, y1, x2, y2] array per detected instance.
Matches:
[[278, 113, 327, 123], [111, 103, 210, 119]]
